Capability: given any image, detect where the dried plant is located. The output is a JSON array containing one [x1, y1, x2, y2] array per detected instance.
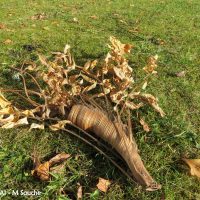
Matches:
[[0, 37, 164, 191]]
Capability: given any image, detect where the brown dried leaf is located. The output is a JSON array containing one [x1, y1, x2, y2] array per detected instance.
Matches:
[[109, 36, 132, 55], [31, 13, 46, 20], [0, 23, 6, 29], [49, 153, 70, 167], [132, 93, 165, 117], [29, 123, 44, 131], [1, 117, 28, 129], [0, 107, 14, 115], [139, 118, 150, 132], [90, 15, 98, 19], [96, 178, 111, 193], [38, 54, 48, 66], [0, 93, 11, 108], [3, 39, 12, 45], [82, 82, 97, 93], [31, 161, 50, 181], [49, 120, 72, 131], [77, 183, 83, 200], [125, 101, 143, 110], [183, 158, 200, 178], [143, 55, 158, 74]]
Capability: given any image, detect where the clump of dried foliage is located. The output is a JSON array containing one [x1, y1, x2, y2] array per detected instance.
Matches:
[[0, 37, 164, 191]]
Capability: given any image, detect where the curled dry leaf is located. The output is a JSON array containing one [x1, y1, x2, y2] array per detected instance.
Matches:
[[0, 23, 6, 29], [31, 161, 50, 181], [49, 120, 72, 131], [29, 123, 44, 131], [77, 183, 83, 200], [143, 55, 158, 74], [3, 39, 12, 45], [0, 93, 11, 108], [1, 117, 28, 129], [96, 178, 111, 193], [139, 118, 150, 132], [183, 158, 200, 178], [32, 153, 70, 181], [49, 153, 71, 166], [142, 81, 148, 90]]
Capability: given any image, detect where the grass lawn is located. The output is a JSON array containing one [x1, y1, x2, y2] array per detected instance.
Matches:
[[0, 0, 200, 199]]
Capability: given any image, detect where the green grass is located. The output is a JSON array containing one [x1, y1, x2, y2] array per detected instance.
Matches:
[[0, 0, 200, 199]]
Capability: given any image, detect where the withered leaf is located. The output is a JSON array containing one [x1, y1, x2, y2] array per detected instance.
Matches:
[[77, 183, 83, 200], [183, 158, 200, 178], [1, 117, 28, 129], [3, 39, 12, 45], [31, 161, 50, 181], [31, 13, 46, 20], [0, 23, 6, 29], [32, 153, 70, 181], [96, 178, 111, 193], [142, 81, 148, 90], [0, 107, 14, 115], [139, 118, 150, 132], [90, 15, 98, 19], [49, 120, 71, 131], [0, 93, 11, 108], [143, 55, 158, 74], [29, 123, 44, 131], [49, 153, 70, 167]]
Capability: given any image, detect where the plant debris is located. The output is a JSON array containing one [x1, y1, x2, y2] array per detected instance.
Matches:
[[96, 178, 111, 193], [31, 153, 70, 181], [183, 158, 200, 178], [175, 71, 186, 77], [0, 37, 164, 190]]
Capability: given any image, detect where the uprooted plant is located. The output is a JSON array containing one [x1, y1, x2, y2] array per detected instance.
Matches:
[[0, 37, 165, 191]]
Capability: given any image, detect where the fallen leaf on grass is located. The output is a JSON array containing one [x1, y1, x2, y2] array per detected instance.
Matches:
[[31, 13, 47, 20], [3, 39, 12, 45], [90, 15, 98, 19], [31, 161, 50, 181], [1, 117, 28, 129], [175, 71, 186, 77], [139, 118, 150, 132], [0, 23, 6, 29], [32, 153, 70, 181], [0, 93, 11, 108], [29, 123, 44, 131], [96, 178, 111, 192], [183, 158, 200, 178], [49, 153, 70, 166], [77, 183, 83, 200], [49, 120, 72, 131]]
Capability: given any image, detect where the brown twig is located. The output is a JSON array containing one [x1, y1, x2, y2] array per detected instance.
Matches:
[[61, 128, 136, 184]]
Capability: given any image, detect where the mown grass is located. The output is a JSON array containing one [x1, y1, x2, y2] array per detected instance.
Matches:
[[0, 0, 200, 199]]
